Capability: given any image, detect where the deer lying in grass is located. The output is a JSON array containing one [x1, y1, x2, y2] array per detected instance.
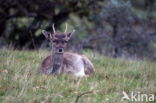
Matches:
[[40, 24, 95, 77]]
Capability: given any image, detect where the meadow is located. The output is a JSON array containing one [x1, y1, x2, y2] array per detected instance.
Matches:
[[0, 49, 156, 103]]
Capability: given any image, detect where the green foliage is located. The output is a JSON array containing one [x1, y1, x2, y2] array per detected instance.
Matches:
[[0, 49, 156, 103], [0, 0, 103, 48], [0, 0, 156, 60]]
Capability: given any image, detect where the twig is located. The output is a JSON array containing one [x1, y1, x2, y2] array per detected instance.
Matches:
[[75, 91, 93, 103], [30, 30, 37, 50]]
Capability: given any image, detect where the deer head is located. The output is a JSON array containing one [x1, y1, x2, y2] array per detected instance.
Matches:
[[42, 24, 75, 54]]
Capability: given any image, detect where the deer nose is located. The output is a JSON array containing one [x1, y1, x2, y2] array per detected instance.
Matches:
[[57, 48, 64, 53]]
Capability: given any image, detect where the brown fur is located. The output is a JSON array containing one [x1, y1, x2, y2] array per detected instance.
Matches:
[[40, 24, 95, 77], [40, 52, 95, 76]]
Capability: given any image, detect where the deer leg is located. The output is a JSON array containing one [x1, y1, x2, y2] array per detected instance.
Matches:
[[52, 64, 61, 74]]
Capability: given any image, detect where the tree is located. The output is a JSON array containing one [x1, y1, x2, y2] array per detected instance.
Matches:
[[0, 0, 103, 48]]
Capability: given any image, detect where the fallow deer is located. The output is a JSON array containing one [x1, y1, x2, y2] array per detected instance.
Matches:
[[40, 24, 95, 77]]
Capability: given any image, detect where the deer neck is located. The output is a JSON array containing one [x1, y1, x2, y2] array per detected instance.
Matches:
[[50, 48, 64, 74]]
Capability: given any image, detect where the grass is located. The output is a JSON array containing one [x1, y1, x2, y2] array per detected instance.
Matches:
[[0, 49, 156, 103]]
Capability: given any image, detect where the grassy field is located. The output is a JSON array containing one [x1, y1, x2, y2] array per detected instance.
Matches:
[[0, 49, 156, 103]]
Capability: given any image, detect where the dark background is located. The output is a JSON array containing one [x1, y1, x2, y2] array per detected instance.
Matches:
[[0, 0, 156, 60]]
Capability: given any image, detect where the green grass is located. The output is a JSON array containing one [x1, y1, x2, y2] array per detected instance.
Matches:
[[0, 49, 156, 103]]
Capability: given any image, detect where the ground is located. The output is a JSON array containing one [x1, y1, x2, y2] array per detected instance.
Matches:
[[0, 49, 156, 103]]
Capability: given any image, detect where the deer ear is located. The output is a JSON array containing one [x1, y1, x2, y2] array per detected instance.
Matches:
[[67, 30, 75, 38], [42, 30, 52, 40]]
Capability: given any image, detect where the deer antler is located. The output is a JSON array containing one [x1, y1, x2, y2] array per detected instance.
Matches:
[[52, 24, 56, 33], [72, 29, 75, 33], [64, 23, 68, 33]]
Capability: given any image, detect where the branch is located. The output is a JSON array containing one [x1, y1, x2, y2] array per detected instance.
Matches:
[[17, 1, 37, 17], [75, 91, 93, 103]]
